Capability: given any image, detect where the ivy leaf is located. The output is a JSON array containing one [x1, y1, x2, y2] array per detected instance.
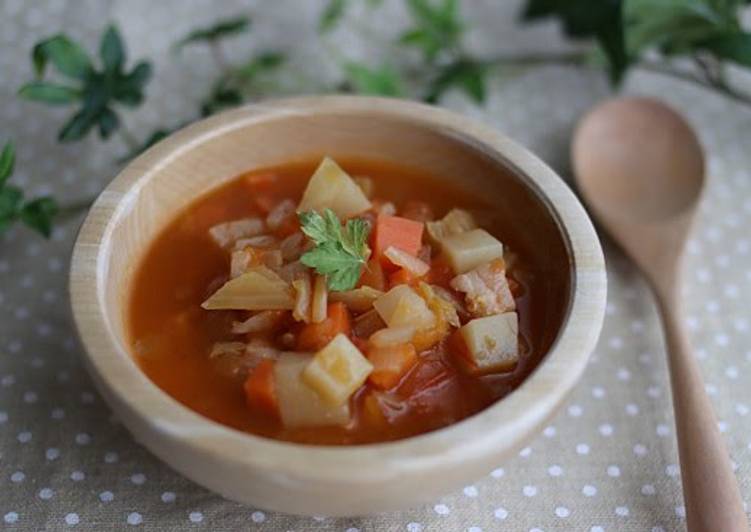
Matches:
[[20, 197, 58, 238], [0, 186, 23, 232], [319, 0, 348, 33], [522, 0, 628, 84], [701, 31, 751, 67], [97, 107, 120, 139], [58, 108, 99, 142], [175, 16, 250, 49], [100, 25, 125, 74], [18, 82, 80, 104], [32, 35, 93, 80], [200, 82, 243, 117], [0, 141, 15, 187], [425, 59, 486, 103], [400, 0, 463, 62], [234, 52, 286, 81], [344, 62, 403, 96]]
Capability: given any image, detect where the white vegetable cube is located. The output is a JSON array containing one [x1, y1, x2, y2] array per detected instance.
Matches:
[[302, 334, 373, 406], [441, 228, 504, 274], [373, 284, 436, 329], [297, 157, 372, 218], [275, 353, 351, 428], [457, 312, 518, 374]]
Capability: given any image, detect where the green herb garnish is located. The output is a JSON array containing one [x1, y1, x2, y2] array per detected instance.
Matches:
[[299, 209, 371, 291]]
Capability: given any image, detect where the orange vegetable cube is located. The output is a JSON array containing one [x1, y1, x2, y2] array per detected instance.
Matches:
[[367, 343, 418, 390], [243, 360, 279, 419], [296, 302, 351, 352], [373, 214, 424, 265], [388, 268, 417, 288]]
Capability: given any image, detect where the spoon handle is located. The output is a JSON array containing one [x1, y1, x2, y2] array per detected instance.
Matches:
[[656, 287, 748, 532]]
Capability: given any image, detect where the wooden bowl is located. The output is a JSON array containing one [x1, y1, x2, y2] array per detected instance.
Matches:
[[69, 96, 606, 516]]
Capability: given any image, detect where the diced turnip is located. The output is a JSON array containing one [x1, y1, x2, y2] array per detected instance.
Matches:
[[456, 312, 518, 374], [275, 353, 351, 428], [426, 208, 476, 247], [441, 229, 504, 274], [201, 266, 294, 310], [373, 284, 436, 329], [302, 334, 372, 406], [297, 157, 372, 218]]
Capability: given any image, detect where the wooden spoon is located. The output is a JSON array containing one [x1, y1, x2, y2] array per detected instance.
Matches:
[[572, 97, 748, 532]]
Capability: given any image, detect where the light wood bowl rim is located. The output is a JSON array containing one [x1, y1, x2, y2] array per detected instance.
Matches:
[[69, 95, 606, 509]]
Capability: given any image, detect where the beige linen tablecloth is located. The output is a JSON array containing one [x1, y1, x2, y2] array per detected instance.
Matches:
[[1, 1, 750, 530]]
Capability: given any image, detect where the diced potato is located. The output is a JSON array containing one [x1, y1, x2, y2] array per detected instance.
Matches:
[[373, 284, 436, 329], [329, 286, 384, 312], [302, 334, 373, 406], [426, 208, 476, 247], [275, 353, 351, 428], [456, 312, 518, 374], [441, 229, 504, 274], [297, 157, 372, 218], [201, 266, 294, 310]]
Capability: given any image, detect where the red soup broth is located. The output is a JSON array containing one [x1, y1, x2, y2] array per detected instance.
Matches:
[[128, 158, 570, 445]]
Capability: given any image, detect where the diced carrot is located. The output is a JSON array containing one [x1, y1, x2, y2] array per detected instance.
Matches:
[[358, 258, 387, 291], [372, 214, 424, 267], [296, 302, 351, 352], [366, 343, 418, 390], [243, 360, 279, 418], [401, 200, 434, 223], [245, 172, 277, 189], [426, 256, 454, 288], [388, 268, 417, 289]]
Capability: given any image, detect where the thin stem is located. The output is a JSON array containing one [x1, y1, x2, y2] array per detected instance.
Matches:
[[117, 122, 139, 151]]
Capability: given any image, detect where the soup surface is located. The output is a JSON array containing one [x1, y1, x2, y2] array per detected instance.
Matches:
[[128, 157, 567, 445]]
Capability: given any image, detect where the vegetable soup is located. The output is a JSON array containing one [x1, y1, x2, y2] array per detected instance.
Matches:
[[128, 157, 568, 445]]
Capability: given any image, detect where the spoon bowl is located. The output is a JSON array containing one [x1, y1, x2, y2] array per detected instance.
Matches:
[[573, 96, 748, 532]]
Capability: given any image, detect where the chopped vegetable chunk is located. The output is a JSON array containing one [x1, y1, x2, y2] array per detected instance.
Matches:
[[329, 286, 384, 312], [373, 284, 436, 329], [275, 353, 351, 428], [441, 228, 504, 274], [296, 302, 351, 352], [201, 266, 294, 310], [297, 157, 372, 218], [302, 334, 373, 406], [454, 312, 519, 374], [373, 214, 424, 263], [450, 258, 515, 317], [426, 208, 476, 247], [209, 218, 265, 249], [244, 359, 279, 419], [367, 343, 417, 390]]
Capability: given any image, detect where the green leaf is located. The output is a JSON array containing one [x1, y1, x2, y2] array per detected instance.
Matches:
[[400, 0, 463, 61], [319, 0, 348, 33], [32, 35, 93, 80], [234, 52, 286, 81], [58, 108, 98, 142], [344, 62, 403, 96], [20, 197, 58, 238], [113, 62, 152, 106], [18, 82, 80, 104], [702, 31, 751, 66], [200, 83, 243, 117], [175, 16, 250, 49], [425, 60, 486, 103], [100, 25, 125, 74], [0, 185, 23, 222], [98, 107, 120, 138], [522, 0, 628, 84], [0, 141, 15, 187], [299, 208, 371, 291]]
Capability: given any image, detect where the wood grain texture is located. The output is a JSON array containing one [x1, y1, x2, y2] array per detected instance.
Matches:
[[69, 95, 606, 516], [573, 97, 748, 532]]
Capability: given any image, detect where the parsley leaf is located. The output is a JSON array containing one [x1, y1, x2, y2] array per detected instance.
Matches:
[[299, 208, 371, 291]]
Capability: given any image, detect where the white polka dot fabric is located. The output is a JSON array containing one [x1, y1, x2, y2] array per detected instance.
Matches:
[[1, 1, 750, 530]]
